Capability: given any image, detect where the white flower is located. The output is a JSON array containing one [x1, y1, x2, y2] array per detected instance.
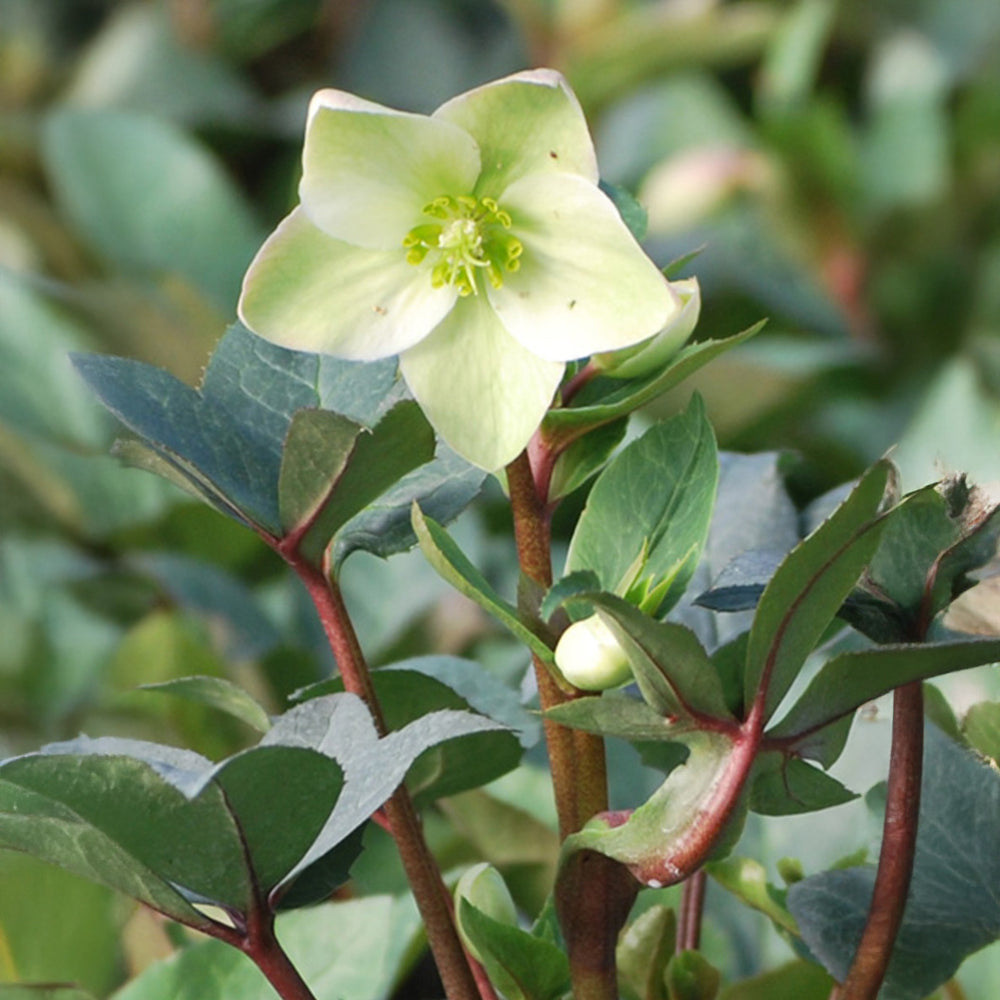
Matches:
[[238, 69, 680, 470], [555, 614, 632, 691]]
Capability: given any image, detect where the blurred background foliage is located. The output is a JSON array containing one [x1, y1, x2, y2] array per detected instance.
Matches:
[[2, 0, 1000, 996]]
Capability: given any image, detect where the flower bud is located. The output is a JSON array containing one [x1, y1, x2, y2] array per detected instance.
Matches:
[[454, 863, 517, 963], [592, 277, 701, 379], [554, 614, 633, 691]]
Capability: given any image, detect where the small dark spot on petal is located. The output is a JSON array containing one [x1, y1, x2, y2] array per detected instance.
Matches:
[[568, 299, 577, 309], [549, 150, 558, 159], [373, 305, 387, 315]]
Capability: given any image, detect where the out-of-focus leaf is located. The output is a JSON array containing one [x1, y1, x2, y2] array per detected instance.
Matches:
[[139, 676, 271, 734], [718, 960, 834, 1000], [708, 856, 798, 936], [664, 948, 721, 1000], [617, 905, 676, 1000], [43, 109, 264, 312], [0, 989, 97, 1000], [962, 701, 1000, 762]]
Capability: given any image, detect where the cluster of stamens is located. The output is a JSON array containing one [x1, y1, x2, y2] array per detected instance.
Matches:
[[402, 195, 523, 296]]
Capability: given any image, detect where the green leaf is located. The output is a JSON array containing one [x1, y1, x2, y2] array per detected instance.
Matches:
[[296, 663, 525, 802], [412, 505, 554, 663], [0, 989, 96, 1000], [566, 395, 718, 616], [748, 753, 857, 815], [458, 899, 571, 1000], [767, 637, 1000, 747], [330, 444, 484, 568], [542, 322, 763, 443], [665, 949, 721, 1000], [744, 461, 891, 721], [707, 856, 798, 936], [561, 731, 742, 887], [43, 109, 264, 312], [617, 905, 676, 1000], [282, 402, 436, 565], [589, 593, 734, 721], [139, 676, 272, 734], [788, 724, 1000, 1000], [548, 418, 628, 502], [545, 692, 688, 743], [718, 960, 834, 1000], [962, 701, 1000, 761], [599, 179, 649, 240]]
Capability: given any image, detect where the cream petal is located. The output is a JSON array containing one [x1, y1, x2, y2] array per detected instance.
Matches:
[[489, 172, 679, 362], [399, 295, 563, 470], [238, 208, 458, 360], [301, 97, 481, 251], [433, 69, 598, 199]]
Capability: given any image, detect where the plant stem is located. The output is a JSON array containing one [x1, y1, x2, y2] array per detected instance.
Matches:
[[837, 681, 923, 999], [293, 559, 483, 1000], [244, 908, 319, 1000], [506, 450, 609, 834], [677, 870, 707, 952]]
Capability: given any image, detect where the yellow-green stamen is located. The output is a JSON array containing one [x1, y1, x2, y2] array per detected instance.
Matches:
[[403, 194, 522, 296]]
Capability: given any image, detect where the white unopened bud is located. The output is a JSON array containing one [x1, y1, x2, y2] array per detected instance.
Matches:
[[554, 614, 632, 691]]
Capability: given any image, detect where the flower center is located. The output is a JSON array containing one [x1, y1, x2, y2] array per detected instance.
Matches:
[[402, 195, 523, 296]]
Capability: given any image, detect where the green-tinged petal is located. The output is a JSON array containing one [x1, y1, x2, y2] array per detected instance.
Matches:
[[434, 68, 598, 199], [301, 89, 481, 251], [238, 207, 457, 359], [490, 173, 679, 362], [399, 295, 563, 470]]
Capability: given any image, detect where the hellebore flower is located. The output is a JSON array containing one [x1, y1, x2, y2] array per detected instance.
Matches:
[[554, 614, 632, 691], [238, 69, 680, 470]]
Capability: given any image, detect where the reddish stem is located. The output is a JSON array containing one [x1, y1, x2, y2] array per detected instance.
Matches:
[[836, 682, 923, 999], [243, 907, 318, 1000], [677, 870, 707, 952]]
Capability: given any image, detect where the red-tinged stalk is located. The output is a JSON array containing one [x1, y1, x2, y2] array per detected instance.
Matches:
[[243, 906, 319, 1000], [834, 681, 923, 999], [678, 870, 707, 952], [275, 541, 483, 1000]]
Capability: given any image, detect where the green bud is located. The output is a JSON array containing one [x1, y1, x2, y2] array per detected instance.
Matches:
[[592, 277, 701, 379], [554, 614, 633, 691]]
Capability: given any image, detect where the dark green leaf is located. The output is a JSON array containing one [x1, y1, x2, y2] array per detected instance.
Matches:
[[744, 461, 891, 721], [788, 724, 1000, 1000], [412, 505, 554, 663], [599, 179, 649, 240], [458, 899, 571, 1000], [548, 418, 628, 502], [566, 396, 718, 616], [139, 676, 271, 733], [767, 637, 1000, 746], [540, 570, 602, 622], [331, 445, 484, 568]]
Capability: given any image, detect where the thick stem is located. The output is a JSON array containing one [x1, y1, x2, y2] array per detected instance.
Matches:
[[838, 682, 923, 999], [677, 870, 707, 952], [292, 559, 482, 1000]]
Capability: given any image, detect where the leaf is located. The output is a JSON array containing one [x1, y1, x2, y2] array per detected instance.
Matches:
[[138, 675, 272, 733], [540, 570, 603, 622], [542, 322, 764, 443], [566, 395, 718, 617], [962, 700, 1000, 762], [0, 989, 97, 1000], [599, 179, 648, 240], [330, 444, 484, 568], [561, 731, 742, 887], [744, 460, 891, 721], [589, 593, 734, 721], [617, 905, 676, 1000], [295, 664, 525, 802], [717, 961, 834, 1000], [707, 856, 798, 936], [43, 109, 264, 312], [545, 692, 688, 743], [664, 949, 721, 1000], [412, 505, 554, 663], [548, 418, 628, 502], [788, 724, 1000, 1000], [458, 899, 571, 1000], [748, 753, 857, 816], [767, 636, 1000, 748], [281, 401, 436, 564], [74, 323, 399, 535]]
